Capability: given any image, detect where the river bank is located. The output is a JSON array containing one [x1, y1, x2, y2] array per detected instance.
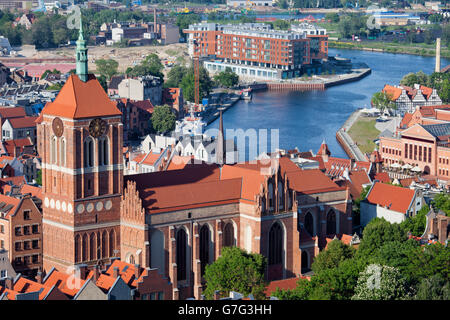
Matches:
[[329, 40, 450, 59]]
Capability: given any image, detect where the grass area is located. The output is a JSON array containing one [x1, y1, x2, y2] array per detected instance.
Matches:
[[347, 116, 380, 155]]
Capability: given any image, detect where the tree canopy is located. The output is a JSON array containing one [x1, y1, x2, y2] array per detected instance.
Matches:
[[126, 53, 164, 80], [311, 239, 355, 274], [95, 59, 119, 81], [151, 105, 176, 134], [203, 246, 267, 300], [352, 264, 413, 300], [214, 67, 239, 88]]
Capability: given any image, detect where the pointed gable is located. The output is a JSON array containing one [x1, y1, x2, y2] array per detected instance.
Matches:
[[401, 124, 437, 141], [41, 74, 121, 120]]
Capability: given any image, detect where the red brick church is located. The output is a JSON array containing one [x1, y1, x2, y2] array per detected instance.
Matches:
[[37, 26, 353, 299]]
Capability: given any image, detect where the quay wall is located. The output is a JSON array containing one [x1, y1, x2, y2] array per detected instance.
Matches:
[[267, 82, 325, 91]]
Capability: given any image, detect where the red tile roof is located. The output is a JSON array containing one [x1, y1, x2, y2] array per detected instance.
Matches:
[[132, 152, 161, 166], [0, 107, 26, 120], [264, 276, 310, 297], [400, 112, 413, 128], [325, 234, 354, 249], [373, 172, 390, 183], [42, 269, 86, 297], [41, 74, 122, 120], [365, 182, 415, 214], [104, 260, 139, 287], [20, 184, 42, 199], [7, 116, 38, 129], [13, 277, 52, 300], [2, 138, 33, 156], [0, 193, 20, 217]]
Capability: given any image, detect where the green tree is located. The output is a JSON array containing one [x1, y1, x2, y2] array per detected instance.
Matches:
[[127, 53, 164, 80], [352, 264, 413, 300], [214, 67, 239, 88], [431, 193, 450, 216], [356, 218, 407, 260], [203, 246, 267, 300], [97, 75, 108, 93], [35, 169, 42, 186], [400, 204, 429, 237], [95, 59, 119, 81], [151, 105, 176, 134], [311, 239, 355, 274], [368, 239, 422, 285], [325, 12, 340, 23], [164, 65, 188, 88], [180, 65, 213, 102], [371, 91, 396, 112], [415, 274, 450, 300], [272, 19, 290, 31]]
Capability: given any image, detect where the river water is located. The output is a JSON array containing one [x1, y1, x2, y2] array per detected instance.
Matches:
[[208, 48, 450, 161]]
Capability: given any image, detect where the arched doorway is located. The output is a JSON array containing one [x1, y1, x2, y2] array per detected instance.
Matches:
[[304, 212, 314, 236], [424, 165, 430, 175], [176, 228, 187, 281], [199, 225, 211, 276], [327, 210, 336, 235]]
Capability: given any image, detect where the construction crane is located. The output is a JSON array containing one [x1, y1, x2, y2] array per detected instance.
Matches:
[[193, 39, 200, 106]]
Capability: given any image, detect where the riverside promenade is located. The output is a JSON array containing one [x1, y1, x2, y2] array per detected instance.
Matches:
[[336, 109, 367, 161]]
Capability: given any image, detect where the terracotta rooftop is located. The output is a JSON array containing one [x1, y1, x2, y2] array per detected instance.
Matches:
[[0, 107, 26, 120], [264, 276, 310, 297], [104, 260, 141, 287], [373, 172, 391, 184], [41, 74, 122, 120], [42, 269, 86, 297], [0, 193, 20, 217], [7, 116, 38, 129], [13, 277, 52, 300], [365, 182, 415, 214], [1, 138, 33, 156]]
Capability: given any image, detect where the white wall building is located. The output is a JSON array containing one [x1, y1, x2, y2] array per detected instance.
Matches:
[[360, 181, 423, 227]]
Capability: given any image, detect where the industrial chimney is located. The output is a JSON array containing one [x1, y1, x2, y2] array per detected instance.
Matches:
[[435, 38, 441, 73]]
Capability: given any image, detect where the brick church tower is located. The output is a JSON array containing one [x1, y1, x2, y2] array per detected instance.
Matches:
[[38, 22, 123, 272]]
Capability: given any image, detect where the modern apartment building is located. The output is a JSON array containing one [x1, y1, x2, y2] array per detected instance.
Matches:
[[184, 23, 328, 80]]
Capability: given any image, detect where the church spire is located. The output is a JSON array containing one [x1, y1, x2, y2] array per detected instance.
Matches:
[[76, 16, 89, 82]]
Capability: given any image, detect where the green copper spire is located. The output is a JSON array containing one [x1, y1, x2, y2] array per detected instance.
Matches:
[[76, 16, 88, 82]]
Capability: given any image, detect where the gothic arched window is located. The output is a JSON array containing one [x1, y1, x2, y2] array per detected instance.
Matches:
[[89, 233, 96, 261], [268, 222, 283, 265], [60, 137, 66, 167], [84, 137, 94, 167], [102, 231, 108, 258], [327, 210, 336, 235], [176, 228, 187, 281], [51, 136, 57, 164], [199, 225, 210, 276], [223, 223, 235, 247], [98, 136, 109, 166], [278, 182, 284, 210], [109, 230, 115, 257], [305, 212, 314, 236], [82, 234, 88, 262], [75, 235, 81, 263]]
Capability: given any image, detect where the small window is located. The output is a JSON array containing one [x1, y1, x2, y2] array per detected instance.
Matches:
[[32, 240, 39, 249], [0, 224, 4, 234], [15, 227, 21, 236], [24, 241, 30, 250], [15, 242, 21, 251], [23, 226, 30, 235], [23, 210, 31, 220], [32, 255, 39, 264], [32, 225, 38, 234]]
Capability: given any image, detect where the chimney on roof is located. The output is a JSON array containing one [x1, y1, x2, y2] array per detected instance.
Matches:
[[134, 264, 140, 279], [94, 265, 100, 282], [436, 38, 441, 73], [113, 266, 119, 278], [216, 108, 225, 166], [36, 271, 43, 284], [4, 277, 13, 290]]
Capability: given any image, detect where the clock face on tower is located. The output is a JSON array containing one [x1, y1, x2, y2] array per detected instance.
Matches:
[[89, 118, 107, 138], [52, 117, 64, 137]]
